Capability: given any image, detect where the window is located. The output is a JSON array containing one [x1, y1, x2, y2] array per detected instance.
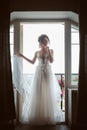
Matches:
[[22, 23, 65, 75], [10, 25, 14, 72], [22, 22, 65, 111], [71, 25, 79, 86]]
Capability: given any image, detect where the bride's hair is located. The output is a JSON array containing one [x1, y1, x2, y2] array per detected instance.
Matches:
[[38, 34, 50, 43]]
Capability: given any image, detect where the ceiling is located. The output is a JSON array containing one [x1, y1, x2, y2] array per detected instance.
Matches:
[[10, 11, 79, 23]]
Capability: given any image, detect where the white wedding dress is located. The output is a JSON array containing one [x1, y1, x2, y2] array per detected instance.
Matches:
[[12, 52, 64, 126]]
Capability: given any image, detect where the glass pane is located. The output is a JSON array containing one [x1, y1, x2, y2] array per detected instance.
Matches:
[[10, 44, 14, 72], [71, 45, 79, 85], [71, 25, 79, 86], [71, 33, 79, 44], [10, 25, 14, 33], [71, 45, 79, 73], [22, 22, 65, 111], [10, 32, 14, 44], [10, 25, 14, 73], [23, 23, 65, 74], [10, 44, 14, 56], [71, 26, 79, 44]]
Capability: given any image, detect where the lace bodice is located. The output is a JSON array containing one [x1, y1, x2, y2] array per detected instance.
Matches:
[[37, 51, 50, 65]]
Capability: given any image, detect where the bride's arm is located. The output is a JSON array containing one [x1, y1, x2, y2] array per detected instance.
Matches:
[[17, 52, 37, 64]]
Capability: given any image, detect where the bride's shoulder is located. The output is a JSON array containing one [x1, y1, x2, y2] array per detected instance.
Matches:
[[35, 50, 40, 56], [36, 50, 40, 53]]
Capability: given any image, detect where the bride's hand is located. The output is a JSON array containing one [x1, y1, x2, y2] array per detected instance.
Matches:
[[47, 47, 50, 53], [15, 53, 23, 57]]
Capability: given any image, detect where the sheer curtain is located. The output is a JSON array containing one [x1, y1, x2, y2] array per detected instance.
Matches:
[[0, 5, 16, 122]]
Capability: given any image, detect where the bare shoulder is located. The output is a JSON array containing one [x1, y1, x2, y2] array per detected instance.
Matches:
[[34, 50, 39, 56]]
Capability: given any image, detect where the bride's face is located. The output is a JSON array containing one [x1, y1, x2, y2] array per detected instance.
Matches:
[[40, 38, 49, 48]]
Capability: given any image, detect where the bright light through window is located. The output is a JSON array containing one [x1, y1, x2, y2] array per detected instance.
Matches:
[[22, 23, 65, 74], [71, 25, 79, 85]]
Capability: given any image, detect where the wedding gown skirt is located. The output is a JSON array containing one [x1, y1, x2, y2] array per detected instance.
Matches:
[[13, 55, 64, 125]]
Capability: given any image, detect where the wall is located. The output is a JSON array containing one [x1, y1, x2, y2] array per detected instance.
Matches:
[[9, 0, 79, 13]]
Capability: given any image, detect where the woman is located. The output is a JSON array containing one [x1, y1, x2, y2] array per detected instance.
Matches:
[[15, 34, 64, 125]]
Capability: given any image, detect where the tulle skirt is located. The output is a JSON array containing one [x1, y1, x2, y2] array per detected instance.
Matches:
[[20, 63, 64, 125]]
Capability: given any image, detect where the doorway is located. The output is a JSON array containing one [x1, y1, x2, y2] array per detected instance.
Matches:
[[10, 11, 79, 124]]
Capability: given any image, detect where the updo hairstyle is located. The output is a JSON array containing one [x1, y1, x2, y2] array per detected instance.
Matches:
[[38, 34, 50, 44]]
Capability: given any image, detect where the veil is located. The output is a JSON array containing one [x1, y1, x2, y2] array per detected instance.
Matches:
[[12, 55, 34, 97]]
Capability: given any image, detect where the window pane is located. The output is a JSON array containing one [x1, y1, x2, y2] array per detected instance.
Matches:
[[71, 33, 79, 44], [10, 25, 14, 33], [71, 45, 79, 85], [10, 25, 14, 72], [10, 32, 14, 44], [10, 44, 14, 56], [71, 25, 79, 86], [71, 26, 79, 44], [22, 23, 65, 74]]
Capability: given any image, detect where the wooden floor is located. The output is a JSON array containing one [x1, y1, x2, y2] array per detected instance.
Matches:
[[0, 123, 71, 130], [15, 124, 70, 130]]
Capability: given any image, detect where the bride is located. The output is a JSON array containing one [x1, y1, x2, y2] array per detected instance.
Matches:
[[14, 34, 64, 126]]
